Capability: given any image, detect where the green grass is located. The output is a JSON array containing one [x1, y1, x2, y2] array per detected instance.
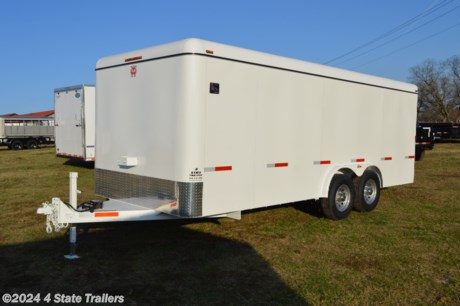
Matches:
[[0, 144, 459, 305]]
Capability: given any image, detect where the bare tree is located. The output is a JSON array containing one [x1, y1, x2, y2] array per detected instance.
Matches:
[[444, 56, 460, 121], [446, 56, 460, 106], [409, 56, 460, 122]]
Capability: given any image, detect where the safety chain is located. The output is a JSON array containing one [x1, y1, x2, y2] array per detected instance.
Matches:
[[39, 198, 69, 233]]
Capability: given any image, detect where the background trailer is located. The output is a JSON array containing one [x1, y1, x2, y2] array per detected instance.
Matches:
[[0, 116, 54, 150], [54, 85, 96, 161], [39, 39, 418, 255]]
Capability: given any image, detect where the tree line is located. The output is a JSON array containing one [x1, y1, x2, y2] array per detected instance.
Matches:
[[409, 55, 460, 122]]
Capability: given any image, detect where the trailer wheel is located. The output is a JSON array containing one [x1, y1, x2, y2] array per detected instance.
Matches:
[[11, 140, 24, 150], [354, 171, 380, 212], [321, 174, 355, 220], [26, 139, 39, 149], [415, 148, 425, 161]]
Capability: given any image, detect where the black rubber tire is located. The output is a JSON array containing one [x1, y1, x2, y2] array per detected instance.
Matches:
[[354, 171, 381, 212], [26, 139, 39, 149], [321, 174, 355, 220], [415, 148, 425, 161], [11, 140, 24, 150]]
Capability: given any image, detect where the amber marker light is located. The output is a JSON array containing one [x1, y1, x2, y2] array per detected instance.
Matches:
[[125, 56, 143, 62]]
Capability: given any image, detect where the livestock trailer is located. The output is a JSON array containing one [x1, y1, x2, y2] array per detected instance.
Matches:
[[0, 116, 54, 149], [54, 85, 96, 161], [38, 39, 417, 256]]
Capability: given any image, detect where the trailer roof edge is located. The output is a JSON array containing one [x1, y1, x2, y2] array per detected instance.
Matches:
[[54, 84, 95, 93], [95, 38, 417, 94]]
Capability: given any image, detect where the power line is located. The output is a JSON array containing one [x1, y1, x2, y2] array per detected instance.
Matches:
[[323, 0, 454, 65], [351, 21, 460, 69], [333, 3, 460, 66], [324, 0, 452, 64]]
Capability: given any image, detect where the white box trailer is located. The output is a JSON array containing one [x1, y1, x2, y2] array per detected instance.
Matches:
[[38, 39, 417, 256], [54, 85, 96, 161]]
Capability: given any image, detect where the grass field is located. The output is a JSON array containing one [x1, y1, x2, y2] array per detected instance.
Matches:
[[0, 144, 459, 305]]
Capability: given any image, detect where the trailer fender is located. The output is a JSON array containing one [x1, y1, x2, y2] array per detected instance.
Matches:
[[363, 166, 383, 188], [320, 164, 384, 198], [319, 164, 369, 198]]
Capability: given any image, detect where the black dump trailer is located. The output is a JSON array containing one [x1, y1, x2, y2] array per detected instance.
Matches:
[[415, 124, 435, 161], [418, 122, 460, 141]]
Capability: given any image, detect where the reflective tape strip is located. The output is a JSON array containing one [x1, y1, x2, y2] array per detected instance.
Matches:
[[406, 155, 415, 159], [267, 162, 289, 168], [314, 160, 331, 165], [215, 166, 232, 171], [352, 158, 365, 163], [57, 153, 84, 159], [204, 166, 233, 172], [95, 212, 119, 217], [381, 156, 393, 161]]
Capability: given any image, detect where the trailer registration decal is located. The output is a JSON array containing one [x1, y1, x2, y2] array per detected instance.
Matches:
[[189, 168, 203, 181]]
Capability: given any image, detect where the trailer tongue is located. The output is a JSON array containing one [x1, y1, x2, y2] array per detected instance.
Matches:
[[37, 172, 240, 258]]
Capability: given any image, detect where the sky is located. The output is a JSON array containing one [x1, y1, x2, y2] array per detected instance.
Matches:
[[0, 0, 459, 114]]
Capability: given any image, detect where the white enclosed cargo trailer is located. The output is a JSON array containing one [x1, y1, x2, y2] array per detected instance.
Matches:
[[54, 85, 96, 161], [38, 39, 417, 256]]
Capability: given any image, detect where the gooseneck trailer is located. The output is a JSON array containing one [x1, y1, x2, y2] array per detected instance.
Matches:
[[38, 39, 418, 257]]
